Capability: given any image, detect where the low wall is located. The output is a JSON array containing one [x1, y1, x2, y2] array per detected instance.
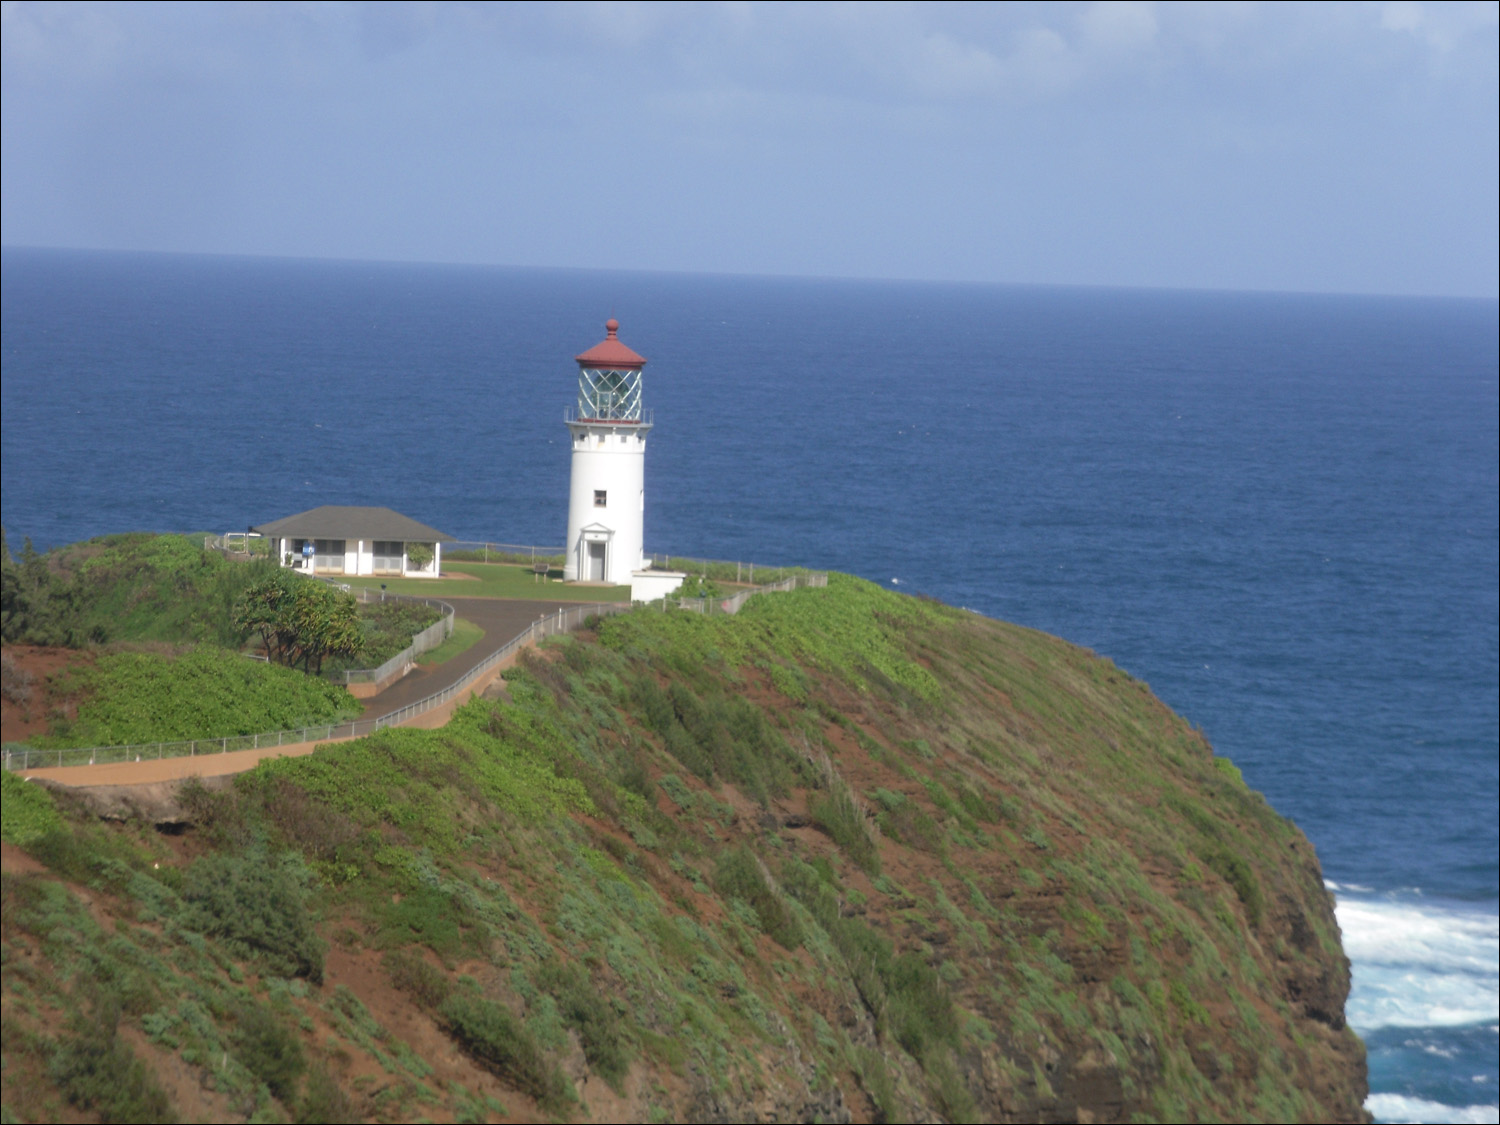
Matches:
[[631, 569, 687, 601], [339, 592, 455, 692]]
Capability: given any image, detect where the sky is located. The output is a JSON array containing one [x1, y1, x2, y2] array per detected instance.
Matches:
[[2, 1, 1497, 298]]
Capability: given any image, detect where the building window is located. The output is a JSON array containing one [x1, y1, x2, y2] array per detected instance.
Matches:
[[594, 490, 607, 507], [373, 541, 403, 574], [313, 539, 347, 574]]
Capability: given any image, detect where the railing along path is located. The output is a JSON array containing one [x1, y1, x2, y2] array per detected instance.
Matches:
[[3, 573, 827, 773], [335, 587, 455, 688]]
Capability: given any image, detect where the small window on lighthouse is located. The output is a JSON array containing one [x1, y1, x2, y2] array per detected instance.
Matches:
[[594, 490, 607, 508]]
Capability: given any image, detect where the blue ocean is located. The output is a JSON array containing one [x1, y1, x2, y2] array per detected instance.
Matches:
[[3, 247, 1496, 1123]]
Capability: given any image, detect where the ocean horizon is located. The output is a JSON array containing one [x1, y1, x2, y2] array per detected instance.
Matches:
[[3, 245, 1496, 1122]]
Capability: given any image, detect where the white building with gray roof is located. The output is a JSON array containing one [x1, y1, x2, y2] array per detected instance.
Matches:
[[252, 506, 451, 579]]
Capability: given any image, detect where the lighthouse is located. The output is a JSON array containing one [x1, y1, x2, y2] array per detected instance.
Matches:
[[562, 319, 653, 585]]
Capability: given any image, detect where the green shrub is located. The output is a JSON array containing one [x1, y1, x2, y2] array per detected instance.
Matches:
[[49, 1016, 176, 1124], [2, 532, 279, 648], [887, 953, 958, 1056], [35, 645, 358, 749], [384, 949, 453, 1010], [438, 994, 571, 1110], [377, 884, 477, 959], [809, 780, 880, 875], [181, 850, 326, 981], [675, 575, 723, 600], [538, 960, 630, 1088], [713, 848, 802, 950], [234, 1002, 306, 1102], [296, 1063, 357, 1124], [0, 771, 64, 846], [954, 780, 998, 824], [25, 825, 107, 884], [924, 1045, 979, 1123], [1204, 848, 1264, 928], [875, 791, 947, 855], [853, 1046, 902, 1121], [778, 857, 840, 930], [348, 599, 443, 668], [613, 751, 655, 801]]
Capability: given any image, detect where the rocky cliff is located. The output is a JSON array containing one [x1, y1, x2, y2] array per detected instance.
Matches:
[[1, 575, 1367, 1122]]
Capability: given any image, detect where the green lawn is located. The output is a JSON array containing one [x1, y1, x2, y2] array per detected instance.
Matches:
[[416, 616, 486, 666], [339, 562, 631, 602]]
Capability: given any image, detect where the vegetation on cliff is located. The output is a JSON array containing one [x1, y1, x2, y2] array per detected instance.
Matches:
[[1, 531, 272, 649], [25, 646, 359, 750], [0, 534, 460, 753], [1, 531, 438, 669], [0, 574, 1367, 1122]]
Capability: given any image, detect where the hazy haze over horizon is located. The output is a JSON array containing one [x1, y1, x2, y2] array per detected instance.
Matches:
[[3, 1, 1497, 299]]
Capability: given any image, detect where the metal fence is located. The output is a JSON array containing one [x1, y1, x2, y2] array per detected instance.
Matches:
[[646, 555, 816, 585], [443, 541, 565, 565], [667, 571, 827, 615], [3, 723, 376, 772], [1, 572, 827, 773], [0, 600, 627, 773], [339, 592, 455, 687], [367, 600, 636, 730], [437, 543, 812, 583], [203, 532, 272, 558]]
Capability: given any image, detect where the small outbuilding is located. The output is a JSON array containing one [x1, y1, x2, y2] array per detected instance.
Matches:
[[252, 506, 452, 579]]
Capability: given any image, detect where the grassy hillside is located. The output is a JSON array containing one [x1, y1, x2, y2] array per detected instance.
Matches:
[[1, 532, 439, 666], [0, 575, 1367, 1123], [29, 646, 360, 749], [1, 534, 441, 752], [2, 532, 276, 648]]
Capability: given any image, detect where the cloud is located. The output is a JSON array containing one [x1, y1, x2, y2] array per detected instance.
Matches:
[[7, 3, 1489, 111], [1, 1, 133, 82], [779, 3, 1152, 105], [904, 31, 1007, 98], [1078, 1, 1159, 55], [902, 2, 1158, 103], [554, 0, 675, 48], [1379, 0, 1499, 52], [3, 1, 1494, 296]]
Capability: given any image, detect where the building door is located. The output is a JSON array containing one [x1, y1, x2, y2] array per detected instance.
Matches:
[[588, 541, 606, 582]]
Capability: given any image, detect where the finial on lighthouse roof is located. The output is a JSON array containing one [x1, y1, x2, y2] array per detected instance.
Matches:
[[575, 317, 647, 368]]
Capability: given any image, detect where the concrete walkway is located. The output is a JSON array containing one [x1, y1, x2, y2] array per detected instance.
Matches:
[[19, 596, 613, 789], [360, 596, 593, 717]]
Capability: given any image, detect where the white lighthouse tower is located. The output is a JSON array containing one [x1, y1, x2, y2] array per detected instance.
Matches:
[[563, 319, 654, 585]]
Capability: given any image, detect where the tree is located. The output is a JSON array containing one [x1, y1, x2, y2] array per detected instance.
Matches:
[[0, 529, 78, 645], [235, 567, 298, 660], [288, 580, 363, 675], [235, 573, 363, 675], [406, 542, 434, 571]]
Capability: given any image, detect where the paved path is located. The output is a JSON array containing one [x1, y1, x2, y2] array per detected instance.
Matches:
[[360, 596, 595, 717], [19, 595, 614, 789]]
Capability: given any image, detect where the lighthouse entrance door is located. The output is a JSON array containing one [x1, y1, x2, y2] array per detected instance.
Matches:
[[587, 541, 607, 582]]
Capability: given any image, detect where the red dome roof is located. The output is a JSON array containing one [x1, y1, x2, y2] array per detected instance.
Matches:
[[575, 318, 647, 368]]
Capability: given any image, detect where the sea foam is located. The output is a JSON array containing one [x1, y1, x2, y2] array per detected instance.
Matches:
[[1364, 1092, 1499, 1124], [1335, 893, 1499, 1031]]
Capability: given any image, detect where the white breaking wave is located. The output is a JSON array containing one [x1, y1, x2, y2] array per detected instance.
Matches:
[[1334, 894, 1499, 1031], [1365, 1093, 1499, 1124]]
